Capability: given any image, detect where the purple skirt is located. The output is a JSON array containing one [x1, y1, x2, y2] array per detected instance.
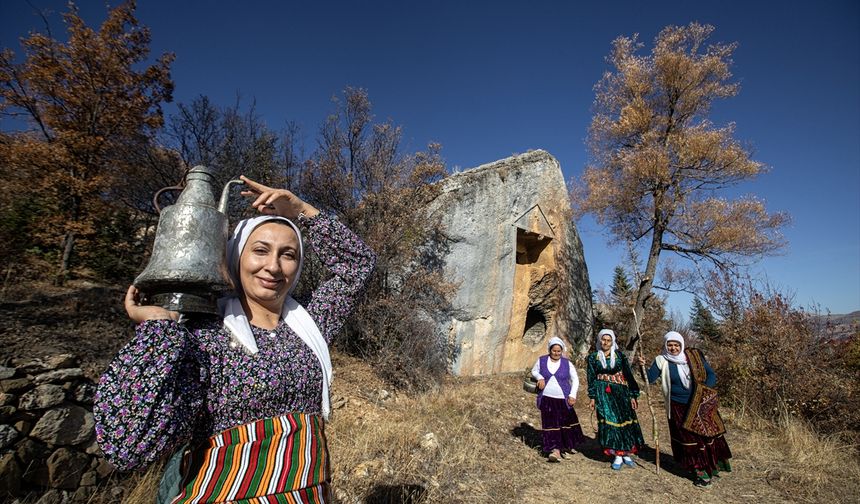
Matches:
[[668, 400, 732, 472], [539, 396, 585, 453]]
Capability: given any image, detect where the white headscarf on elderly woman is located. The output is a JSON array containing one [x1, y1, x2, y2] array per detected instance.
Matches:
[[217, 215, 333, 419], [596, 329, 618, 369], [547, 336, 567, 355], [662, 331, 691, 390]]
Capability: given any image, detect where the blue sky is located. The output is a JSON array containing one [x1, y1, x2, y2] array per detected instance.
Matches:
[[2, 1, 858, 317]]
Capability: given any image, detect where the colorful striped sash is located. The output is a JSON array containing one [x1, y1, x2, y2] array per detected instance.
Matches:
[[171, 413, 330, 503]]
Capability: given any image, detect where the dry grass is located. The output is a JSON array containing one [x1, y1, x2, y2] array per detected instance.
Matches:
[[326, 355, 546, 503], [729, 404, 860, 503], [329, 357, 860, 503], [122, 463, 164, 504]]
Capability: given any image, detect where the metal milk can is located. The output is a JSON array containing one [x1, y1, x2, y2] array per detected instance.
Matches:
[[134, 166, 243, 314]]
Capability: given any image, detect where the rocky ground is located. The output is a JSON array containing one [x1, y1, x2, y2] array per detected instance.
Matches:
[[0, 281, 131, 381]]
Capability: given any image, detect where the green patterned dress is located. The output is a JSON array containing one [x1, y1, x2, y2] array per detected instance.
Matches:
[[586, 350, 645, 455]]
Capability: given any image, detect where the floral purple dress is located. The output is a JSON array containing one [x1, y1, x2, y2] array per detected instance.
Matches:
[[94, 214, 376, 471]]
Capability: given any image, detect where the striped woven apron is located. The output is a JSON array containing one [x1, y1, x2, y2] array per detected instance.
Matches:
[[171, 413, 330, 503]]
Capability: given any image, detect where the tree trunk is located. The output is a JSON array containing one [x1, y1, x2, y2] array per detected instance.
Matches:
[[625, 225, 664, 350], [55, 231, 75, 286]]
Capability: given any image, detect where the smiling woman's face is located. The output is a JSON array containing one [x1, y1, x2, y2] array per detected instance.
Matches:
[[666, 340, 682, 356], [239, 222, 300, 310], [549, 344, 562, 360]]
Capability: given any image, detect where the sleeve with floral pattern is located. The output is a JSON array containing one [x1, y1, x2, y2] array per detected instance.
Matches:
[[93, 319, 207, 471], [301, 213, 377, 343]]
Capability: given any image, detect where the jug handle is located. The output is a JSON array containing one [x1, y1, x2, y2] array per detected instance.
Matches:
[[152, 186, 184, 214], [218, 179, 245, 214]]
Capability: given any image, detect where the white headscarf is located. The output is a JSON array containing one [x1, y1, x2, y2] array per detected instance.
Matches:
[[596, 329, 617, 369], [662, 331, 690, 389], [218, 215, 333, 420], [547, 336, 566, 356]]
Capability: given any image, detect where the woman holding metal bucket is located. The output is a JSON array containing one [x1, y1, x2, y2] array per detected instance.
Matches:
[[93, 176, 376, 503], [531, 336, 585, 462]]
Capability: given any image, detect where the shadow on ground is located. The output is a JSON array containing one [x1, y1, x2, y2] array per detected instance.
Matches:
[[364, 484, 426, 504], [511, 422, 543, 451], [574, 435, 690, 480]]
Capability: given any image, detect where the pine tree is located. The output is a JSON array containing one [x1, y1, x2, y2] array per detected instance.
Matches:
[[610, 266, 632, 303], [690, 297, 721, 341]]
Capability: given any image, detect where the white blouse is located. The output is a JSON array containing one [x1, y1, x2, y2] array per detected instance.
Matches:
[[531, 357, 579, 400]]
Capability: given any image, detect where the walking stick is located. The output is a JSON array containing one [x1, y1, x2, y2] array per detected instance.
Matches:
[[631, 308, 660, 474]]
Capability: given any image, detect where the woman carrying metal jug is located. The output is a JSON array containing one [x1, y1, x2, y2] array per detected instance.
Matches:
[[93, 176, 376, 503]]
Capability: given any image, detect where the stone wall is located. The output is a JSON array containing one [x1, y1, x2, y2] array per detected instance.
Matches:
[[0, 355, 115, 502], [425, 150, 592, 375]]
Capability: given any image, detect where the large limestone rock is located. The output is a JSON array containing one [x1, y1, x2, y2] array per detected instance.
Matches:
[[426, 150, 592, 375]]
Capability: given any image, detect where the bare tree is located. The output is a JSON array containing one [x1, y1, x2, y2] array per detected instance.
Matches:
[[301, 87, 452, 389], [165, 94, 296, 220]]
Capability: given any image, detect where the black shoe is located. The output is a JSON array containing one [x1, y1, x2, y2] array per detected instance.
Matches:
[[694, 478, 712, 487]]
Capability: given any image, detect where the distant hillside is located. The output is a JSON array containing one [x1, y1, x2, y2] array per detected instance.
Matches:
[[824, 310, 860, 325], [813, 310, 860, 340]]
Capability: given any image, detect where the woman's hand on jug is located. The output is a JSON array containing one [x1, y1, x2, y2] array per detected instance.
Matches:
[[240, 176, 319, 220], [124, 286, 180, 323]]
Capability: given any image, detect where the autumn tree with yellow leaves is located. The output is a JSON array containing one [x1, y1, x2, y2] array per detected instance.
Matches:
[[572, 23, 789, 350], [0, 1, 174, 283]]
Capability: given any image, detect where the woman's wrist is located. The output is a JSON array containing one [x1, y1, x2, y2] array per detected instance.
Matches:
[[299, 203, 320, 219]]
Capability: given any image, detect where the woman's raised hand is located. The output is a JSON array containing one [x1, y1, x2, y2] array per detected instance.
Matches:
[[240, 176, 319, 220], [124, 285, 179, 323]]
